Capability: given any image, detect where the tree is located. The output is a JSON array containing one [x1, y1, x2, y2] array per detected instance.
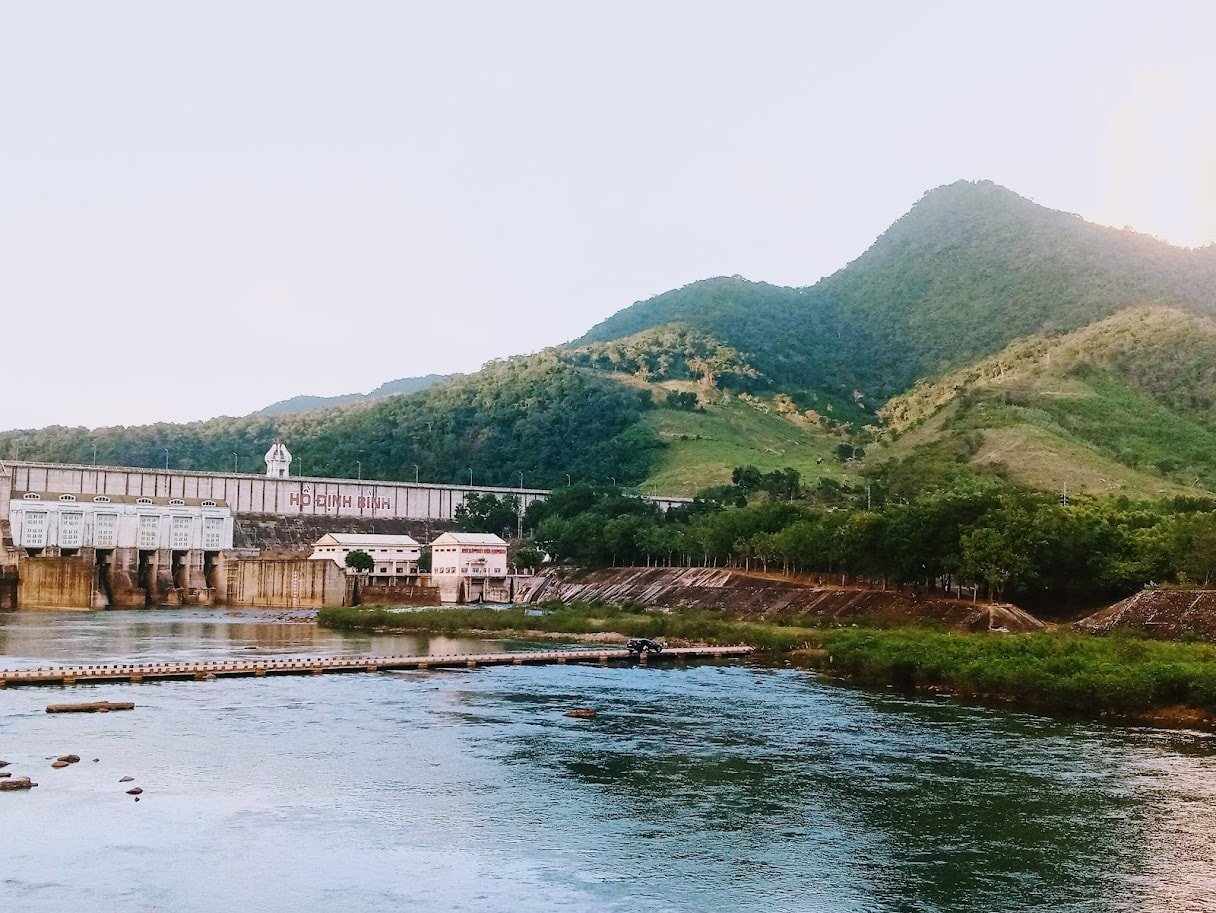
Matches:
[[345, 549, 374, 573], [512, 545, 545, 571]]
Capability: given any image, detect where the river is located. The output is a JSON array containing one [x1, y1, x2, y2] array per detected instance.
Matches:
[[2, 608, 1215, 912]]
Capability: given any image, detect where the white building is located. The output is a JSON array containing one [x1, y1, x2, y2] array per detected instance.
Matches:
[[429, 532, 508, 577], [265, 441, 292, 478], [309, 532, 421, 577], [8, 491, 234, 553]]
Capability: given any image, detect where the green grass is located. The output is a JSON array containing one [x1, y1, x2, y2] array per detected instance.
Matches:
[[642, 399, 860, 493], [318, 602, 822, 652], [824, 627, 1216, 715], [321, 602, 1216, 718]]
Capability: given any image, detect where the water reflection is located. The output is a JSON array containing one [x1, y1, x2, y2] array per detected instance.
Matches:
[[0, 608, 498, 667]]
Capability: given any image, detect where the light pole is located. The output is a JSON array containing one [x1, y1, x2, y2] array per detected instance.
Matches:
[[414, 464, 419, 484], [233, 452, 238, 474], [356, 460, 362, 482], [517, 472, 524, 540], [566, 474, 571, 487], [164, 448, 169, 471], [468, 468, 473, 486], [92, 443, 97, 466]]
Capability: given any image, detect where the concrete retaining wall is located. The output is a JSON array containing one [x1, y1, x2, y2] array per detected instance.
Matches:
[[225, 558, 352, 608], [358, 582, 442, 606], [17, 556, 97, 610]]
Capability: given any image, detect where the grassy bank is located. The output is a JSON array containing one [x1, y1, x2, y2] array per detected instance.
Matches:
[[319, 602, 1216, 720], [318, 602, 822, 652]]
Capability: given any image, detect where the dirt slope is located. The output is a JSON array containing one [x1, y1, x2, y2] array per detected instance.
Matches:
[[521, 567, 1043, 633], [1077, 589, 1216, 641]]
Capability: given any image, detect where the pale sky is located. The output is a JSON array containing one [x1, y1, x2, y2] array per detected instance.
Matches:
[[3, 0, 1216, 430]]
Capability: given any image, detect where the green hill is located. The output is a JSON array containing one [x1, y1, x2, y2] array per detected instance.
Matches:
[[255, 373, 458, 416], [876, 308, 1216, 496]]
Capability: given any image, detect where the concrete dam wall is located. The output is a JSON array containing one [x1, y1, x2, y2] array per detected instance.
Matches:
[[522, 567, 1044, 633]]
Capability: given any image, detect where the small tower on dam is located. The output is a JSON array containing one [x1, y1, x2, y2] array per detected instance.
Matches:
[[265, 441, 292, 479]]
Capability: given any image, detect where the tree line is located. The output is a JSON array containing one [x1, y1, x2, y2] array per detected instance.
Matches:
[[509, 473, 1216, 611]]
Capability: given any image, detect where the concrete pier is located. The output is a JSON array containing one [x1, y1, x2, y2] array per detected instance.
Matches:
[[0, 645, 754, 687]]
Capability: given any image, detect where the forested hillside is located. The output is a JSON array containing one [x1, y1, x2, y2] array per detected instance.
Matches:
[[0, 356, 659, 488]]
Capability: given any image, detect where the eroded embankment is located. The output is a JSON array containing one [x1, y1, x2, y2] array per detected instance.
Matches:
[[521, 567, 1043, 633], [1078, 589, 1216, 641]]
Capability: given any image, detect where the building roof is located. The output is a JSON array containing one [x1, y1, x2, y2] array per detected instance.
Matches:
[[313, 533, 420, 547], [431, 532, 508, 547], [11, 491, 230, 508]]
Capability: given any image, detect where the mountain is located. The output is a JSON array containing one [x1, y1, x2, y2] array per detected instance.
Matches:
[[255, 374, 458, 416], [9, 180, 1216, 499], [577, 181, 1216, 401]]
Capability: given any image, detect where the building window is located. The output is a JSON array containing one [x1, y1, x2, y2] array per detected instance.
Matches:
[[171, 516, 192, 549], [22, 511, 48, 547], [169, 499, 185, 506], [93, 496, 111, 503], [201, 500, 217, 507], [59, 511, 84, 548], [95, 513, 119, 548], [136, 497, 153, 505], [138, 514, 160, 549], [59, 494, 77, 502], [22, 493, 40, 500], [204, 517, 224, 549]]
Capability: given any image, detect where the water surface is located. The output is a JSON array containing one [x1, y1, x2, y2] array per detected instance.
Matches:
[[2, 609, 1214, 912]]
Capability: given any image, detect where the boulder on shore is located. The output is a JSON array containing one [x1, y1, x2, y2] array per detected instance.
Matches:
[[0, 777, 36, 791]]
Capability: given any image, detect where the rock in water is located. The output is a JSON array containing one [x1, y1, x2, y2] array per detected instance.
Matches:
[[0, 760, 9, 768], [46, 701, 135, 714], [56, 754, 81, 764], [0, 772, 10, 778], [126, 787, 143, 795], [564, 708, 597, 719], [51, 760, 70, 769], [119, 776, 134, 783], [0, 777, 36, 791]]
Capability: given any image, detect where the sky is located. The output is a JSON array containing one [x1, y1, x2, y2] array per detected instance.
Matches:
[[3, 0, 1216, 430]]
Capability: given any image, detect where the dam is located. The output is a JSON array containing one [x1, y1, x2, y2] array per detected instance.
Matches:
[[0, 452, 691, 610]]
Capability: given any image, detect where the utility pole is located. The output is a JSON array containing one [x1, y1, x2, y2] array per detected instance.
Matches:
[[1060, 483, 1069, 507]]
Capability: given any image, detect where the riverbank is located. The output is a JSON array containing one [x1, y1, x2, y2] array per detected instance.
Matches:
[[319, 603, 1216, 727]]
